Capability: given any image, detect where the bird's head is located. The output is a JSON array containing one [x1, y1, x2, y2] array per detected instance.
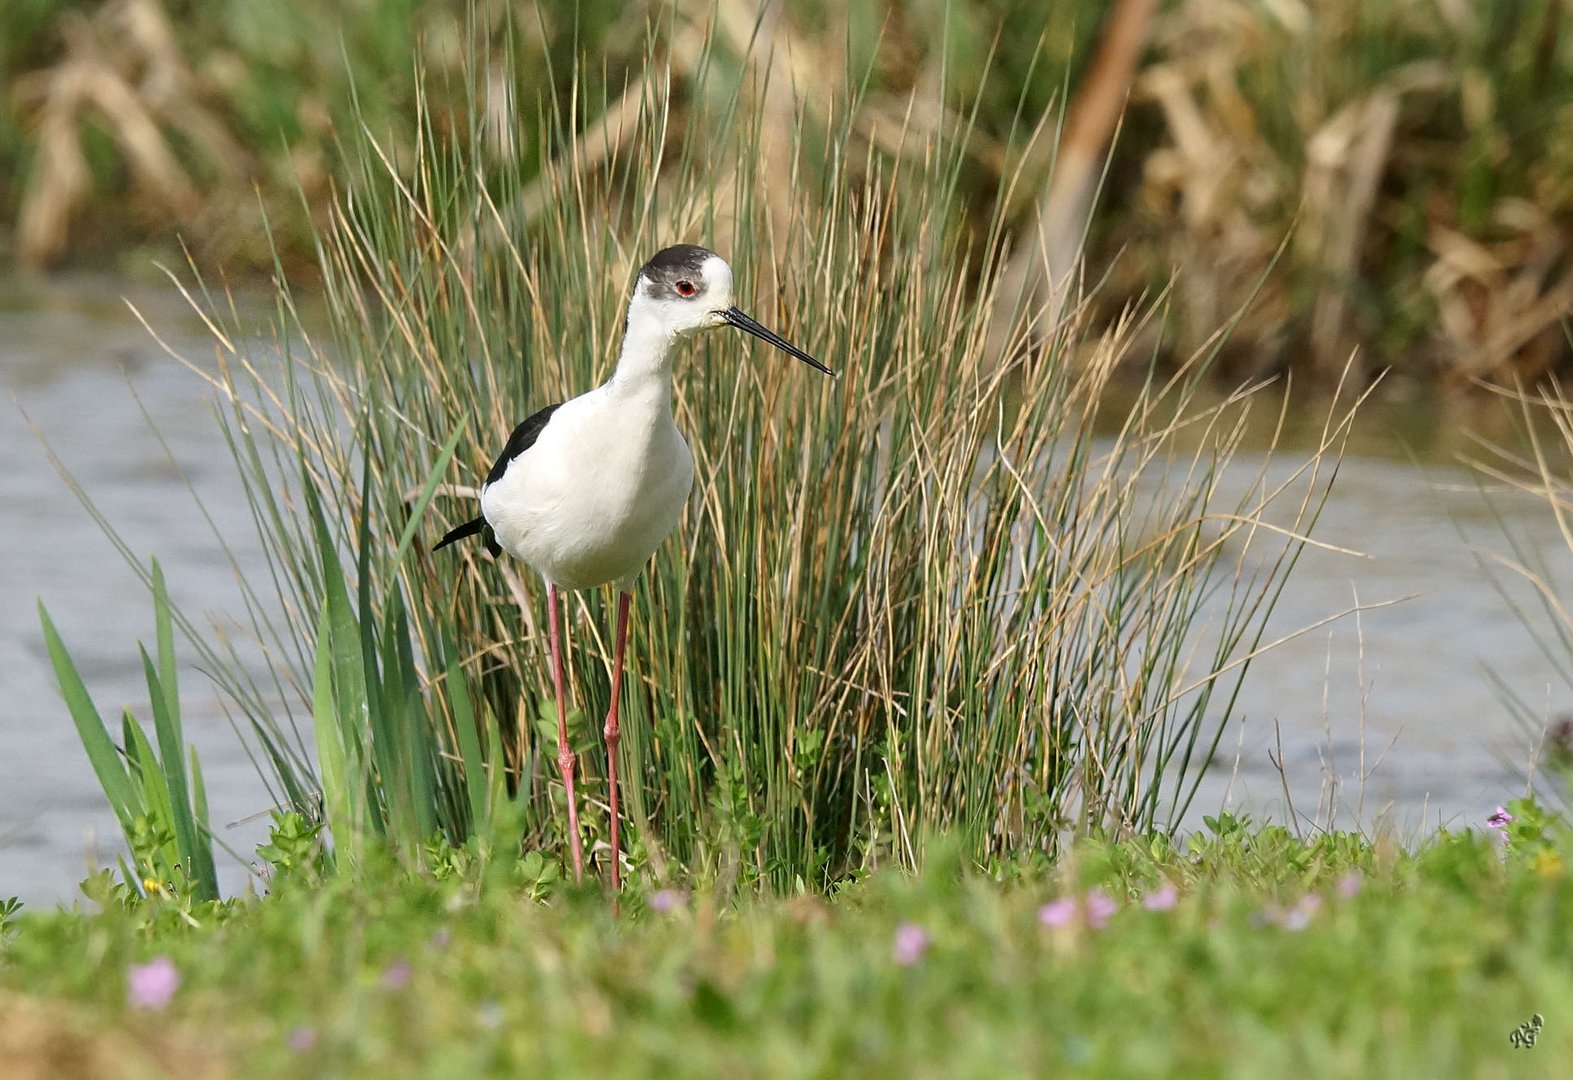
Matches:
[[630, 244, 835, 376]]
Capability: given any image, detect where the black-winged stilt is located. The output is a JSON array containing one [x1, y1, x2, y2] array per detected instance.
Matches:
[[434, 244, 834, 890]]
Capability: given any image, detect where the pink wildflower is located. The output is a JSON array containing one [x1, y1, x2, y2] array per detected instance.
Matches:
[[288, 1027, 317, 1052], [1038, 897, 1077, 928], [127, 956, 181, 1010], [1487, 806, 1513, 830], [381, 959, 412, 990], [1085, 888, 1119, 929], [1142, 882, 1179, 911], [1280, 894, 1322, 931], [1336, 871, 1363, 898], [892, 922, 930, 966], [649, 889, 687, 915]]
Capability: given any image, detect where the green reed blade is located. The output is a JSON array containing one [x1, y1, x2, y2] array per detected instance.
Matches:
[[39, 603, 137, 832]]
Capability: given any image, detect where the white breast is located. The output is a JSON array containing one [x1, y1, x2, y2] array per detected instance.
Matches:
[[480, 388, 695, 590]]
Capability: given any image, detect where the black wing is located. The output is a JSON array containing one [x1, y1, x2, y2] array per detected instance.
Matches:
[[433, 402, 562, 559], [486, 402, 564, 486], [432, 515, 501, 558]]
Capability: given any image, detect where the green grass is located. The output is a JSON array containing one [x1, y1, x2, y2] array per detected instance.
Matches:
[[3, 814, 1571, 1078]]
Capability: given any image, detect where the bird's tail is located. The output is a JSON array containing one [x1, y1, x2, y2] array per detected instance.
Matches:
[[432, 516, 500, 558]]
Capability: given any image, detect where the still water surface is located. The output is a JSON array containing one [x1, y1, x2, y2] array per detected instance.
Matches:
[[2, 277, 1568, 905]]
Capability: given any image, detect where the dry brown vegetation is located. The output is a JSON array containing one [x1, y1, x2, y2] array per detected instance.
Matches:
[[6, 0, 1573, 384], [0, 990, 227, 1080]]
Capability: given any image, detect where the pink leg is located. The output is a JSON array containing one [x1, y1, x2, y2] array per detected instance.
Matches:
[[604, 590, 632, 893], [547, 583, 584, 882]]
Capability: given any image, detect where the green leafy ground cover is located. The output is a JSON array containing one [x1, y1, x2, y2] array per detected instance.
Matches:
[[3, 809, 1570, 1078]]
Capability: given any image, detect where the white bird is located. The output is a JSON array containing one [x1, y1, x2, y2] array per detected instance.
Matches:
[[434, 244, 834, 890]]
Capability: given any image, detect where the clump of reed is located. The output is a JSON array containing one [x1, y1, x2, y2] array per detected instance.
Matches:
[[51, 23, 1351, 894]]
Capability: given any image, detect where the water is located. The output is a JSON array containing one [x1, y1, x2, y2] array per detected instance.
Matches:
[[1, 277, 1567, 906], [1, 275, 277, 907], [1105, 384, 1573, 834], [1182, 441, 1571, 836]]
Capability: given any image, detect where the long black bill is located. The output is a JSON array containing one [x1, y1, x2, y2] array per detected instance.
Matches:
[[723, 307, 836, 377]]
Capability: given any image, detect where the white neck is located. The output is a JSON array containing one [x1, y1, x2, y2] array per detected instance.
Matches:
[[605, 299, 678, 409]]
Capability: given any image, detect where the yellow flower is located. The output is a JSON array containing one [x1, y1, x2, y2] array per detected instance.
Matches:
[[1531, 848, 1564, 880], [143, 877, 165, 896]]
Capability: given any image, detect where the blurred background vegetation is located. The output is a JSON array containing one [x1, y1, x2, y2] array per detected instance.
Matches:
[[3, 0, 1572, 386]]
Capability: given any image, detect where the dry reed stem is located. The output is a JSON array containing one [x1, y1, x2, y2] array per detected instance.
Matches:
[[988, 0, 1158, 365]]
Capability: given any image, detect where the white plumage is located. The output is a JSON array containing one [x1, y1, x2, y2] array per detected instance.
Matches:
[[480, 386, 695, 590]]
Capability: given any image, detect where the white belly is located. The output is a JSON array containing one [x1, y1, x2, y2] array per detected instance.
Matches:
[[480, 393, 695, 591]]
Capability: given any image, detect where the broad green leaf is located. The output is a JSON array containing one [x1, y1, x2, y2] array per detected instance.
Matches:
[[312, 601, 359, 869], [141, 649, 216, 899], [188, 747, 218, 897], [446, 643, 488, 837], [392, 423, 465, 567], [151, 560, 180, 745], [122, 709, 172, 826], [39, 603, 136, 830]]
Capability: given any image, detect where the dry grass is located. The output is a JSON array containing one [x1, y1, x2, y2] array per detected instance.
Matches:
[[12, 0, 245, 267], [1123, 0, 1573, 383], [10, 1, 1571, 382]]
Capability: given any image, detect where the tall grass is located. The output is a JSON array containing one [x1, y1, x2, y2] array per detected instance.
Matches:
[[105, 25, 1349, 893]]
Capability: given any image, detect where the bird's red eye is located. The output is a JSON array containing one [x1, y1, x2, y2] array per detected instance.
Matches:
[[675, 280, 697, 297]]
